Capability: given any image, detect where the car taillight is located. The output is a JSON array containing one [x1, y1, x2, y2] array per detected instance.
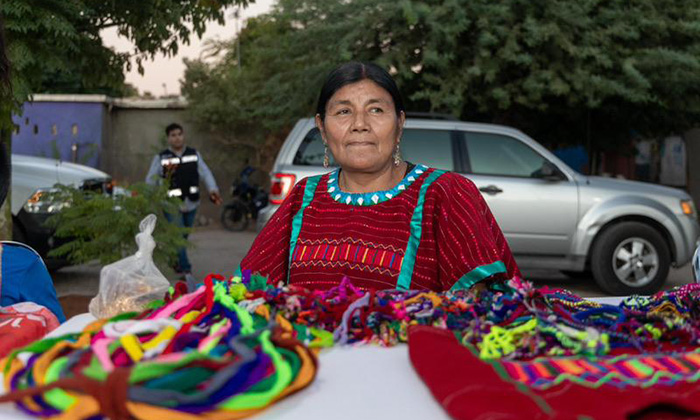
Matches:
[[269, 173, 296, 205]]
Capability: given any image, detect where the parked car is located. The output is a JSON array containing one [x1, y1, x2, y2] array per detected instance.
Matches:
[[11, 154, 113, 270], [257, 117, 700, 295]]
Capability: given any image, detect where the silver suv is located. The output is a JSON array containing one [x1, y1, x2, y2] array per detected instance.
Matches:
[[11, 154, 113, 269], [258, 117, 700, 295]]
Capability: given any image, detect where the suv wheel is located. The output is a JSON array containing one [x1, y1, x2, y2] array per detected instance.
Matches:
[[590, 222, 670, 295]]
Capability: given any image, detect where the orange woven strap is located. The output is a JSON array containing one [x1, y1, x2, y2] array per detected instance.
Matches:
[[0, 367, 132, 420]]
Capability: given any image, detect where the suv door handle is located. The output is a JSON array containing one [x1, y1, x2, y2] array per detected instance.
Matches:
[[479, 185, 503, 195]]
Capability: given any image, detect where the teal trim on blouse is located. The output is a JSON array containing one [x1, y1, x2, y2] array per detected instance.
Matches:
[[449, 261, 507, 292], [326, 164, 429, 206], [287, 176, 321, 283], [234, 266, 242, 277], [396, 169, 446, 290]]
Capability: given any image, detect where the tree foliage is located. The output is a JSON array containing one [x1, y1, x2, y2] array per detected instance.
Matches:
[[1, 0, 252, 99], [45, 183, 189, 269], [184, 0, 700, 150]]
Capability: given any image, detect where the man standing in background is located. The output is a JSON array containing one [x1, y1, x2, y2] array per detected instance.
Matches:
[[146, 123, 222, 275]]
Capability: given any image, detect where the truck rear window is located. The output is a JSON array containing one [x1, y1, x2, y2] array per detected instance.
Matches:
[[293, 128, 336, 166]]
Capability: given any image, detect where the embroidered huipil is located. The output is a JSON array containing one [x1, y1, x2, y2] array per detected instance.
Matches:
[[239, 165, 520, 291]]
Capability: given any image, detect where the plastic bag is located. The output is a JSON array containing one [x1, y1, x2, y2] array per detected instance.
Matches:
[[89, 214, 171, 318]]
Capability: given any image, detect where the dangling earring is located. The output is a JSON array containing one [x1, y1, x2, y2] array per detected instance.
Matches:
[[323, 145, 330, 169], [393, 143, 401, 167]]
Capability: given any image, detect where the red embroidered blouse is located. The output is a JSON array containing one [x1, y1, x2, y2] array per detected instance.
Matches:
[[238, 165, 520, 291]]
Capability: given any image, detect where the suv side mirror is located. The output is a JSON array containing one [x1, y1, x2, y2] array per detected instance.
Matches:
[[537, 161, 566, 182]]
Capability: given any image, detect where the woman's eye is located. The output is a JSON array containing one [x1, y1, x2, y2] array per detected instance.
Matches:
[[336, 109, 350, 115], [370, 107, 384, 114]]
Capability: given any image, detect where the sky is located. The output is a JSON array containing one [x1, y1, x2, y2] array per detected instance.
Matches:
[[100, 0, 275, 97]]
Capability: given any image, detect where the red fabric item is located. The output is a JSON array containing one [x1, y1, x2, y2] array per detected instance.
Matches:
[[408, 326, 700, 420], [0, 301, 60, 357], [241, 169, 520, 291]]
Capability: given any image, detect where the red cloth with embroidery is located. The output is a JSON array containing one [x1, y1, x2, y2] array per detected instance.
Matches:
[[241, 168, 520, 291], [0, 302, 60, 358], [408, 326, 700, 420]]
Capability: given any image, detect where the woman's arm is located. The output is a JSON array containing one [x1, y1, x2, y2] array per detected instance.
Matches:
[[237, 179, 307, 284], [434, 173, 521, 292]]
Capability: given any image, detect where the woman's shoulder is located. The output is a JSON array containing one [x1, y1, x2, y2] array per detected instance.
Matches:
[[299, 172, 332, 188], [424, 168, 480, 198], [288, 172, 331, 197]]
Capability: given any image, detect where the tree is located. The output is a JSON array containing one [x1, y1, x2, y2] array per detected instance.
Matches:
[[0, 17, 13, 240], [0, 0, 251, 239], [1, 0, 253, 98], [45, 183, 189, 270], [183, 0, 700, 156]]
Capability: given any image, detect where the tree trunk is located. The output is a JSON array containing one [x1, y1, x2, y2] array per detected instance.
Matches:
[[0, 199, 9, 240], [0, 131, 11, 241]]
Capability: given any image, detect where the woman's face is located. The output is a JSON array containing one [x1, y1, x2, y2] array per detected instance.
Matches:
[[316, 79, 405, 173]]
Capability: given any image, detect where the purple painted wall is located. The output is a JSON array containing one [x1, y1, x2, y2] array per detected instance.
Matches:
[[11, 101, 105, 168]]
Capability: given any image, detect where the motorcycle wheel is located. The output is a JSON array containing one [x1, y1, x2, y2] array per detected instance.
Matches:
[[221, 200, 249, 231]]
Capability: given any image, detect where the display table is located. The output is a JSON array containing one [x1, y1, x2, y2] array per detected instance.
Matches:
[[0, 296, 624, 420]]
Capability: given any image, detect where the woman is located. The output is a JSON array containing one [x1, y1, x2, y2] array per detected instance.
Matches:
[[238, 62, 520, 292]]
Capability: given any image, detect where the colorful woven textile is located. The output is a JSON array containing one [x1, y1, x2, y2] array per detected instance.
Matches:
[[0, 275, 319, 420], [4, 271, 700, 419], [235, 273, 700, 354], [500, 351, 700, 390], [405, 280, 700, 419], [0, 302, 60, 358], [238, 166, 520, 292], [236, 273, 700, 418], [409, 326, 700, 420]]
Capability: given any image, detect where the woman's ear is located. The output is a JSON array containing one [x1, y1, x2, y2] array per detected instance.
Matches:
[[396, 110, 406, 141], [315, 114, 327, 145]]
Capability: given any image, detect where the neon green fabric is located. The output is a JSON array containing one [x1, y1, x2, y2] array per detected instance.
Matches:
[[449, 261, 507, 292], [287, 176, 321, 284], [44, 357, 75, 410], [218, 330, 293, 410], [396, 170, 446, 290]]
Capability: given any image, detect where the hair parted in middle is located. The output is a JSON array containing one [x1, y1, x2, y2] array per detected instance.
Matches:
[[315, 62, 405, 121]]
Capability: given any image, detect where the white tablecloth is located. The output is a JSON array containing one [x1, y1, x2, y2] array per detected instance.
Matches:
[[0, 296, 623, 419]]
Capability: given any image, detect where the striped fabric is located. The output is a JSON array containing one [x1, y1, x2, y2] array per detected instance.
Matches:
[[291, 239, 405, 273], [240, 167, 520, 292], [501, 352, 700, 389]]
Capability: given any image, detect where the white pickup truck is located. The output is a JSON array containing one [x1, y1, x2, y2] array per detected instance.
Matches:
[[11, 154, 113, 269]]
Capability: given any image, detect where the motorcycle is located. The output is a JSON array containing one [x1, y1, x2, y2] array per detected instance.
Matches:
[[221, 179, 269, 231]]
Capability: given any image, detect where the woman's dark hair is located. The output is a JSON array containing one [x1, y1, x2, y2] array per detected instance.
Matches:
[[165, 123, 183, 135], [316, 62, 405, 120]]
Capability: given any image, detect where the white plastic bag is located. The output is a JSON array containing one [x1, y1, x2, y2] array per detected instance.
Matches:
[[89, 214, 171, 318]]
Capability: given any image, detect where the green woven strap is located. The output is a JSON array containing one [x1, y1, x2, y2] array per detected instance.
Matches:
[[287, 176, 321, 283], [396, 169, 446, 290], [450, 261, 507, 292]]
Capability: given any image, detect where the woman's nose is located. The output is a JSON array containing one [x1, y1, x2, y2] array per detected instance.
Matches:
[[352, 113, 369, 131]]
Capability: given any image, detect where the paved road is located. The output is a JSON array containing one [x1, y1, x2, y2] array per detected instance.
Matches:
[[52, 226, 694, 299]]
